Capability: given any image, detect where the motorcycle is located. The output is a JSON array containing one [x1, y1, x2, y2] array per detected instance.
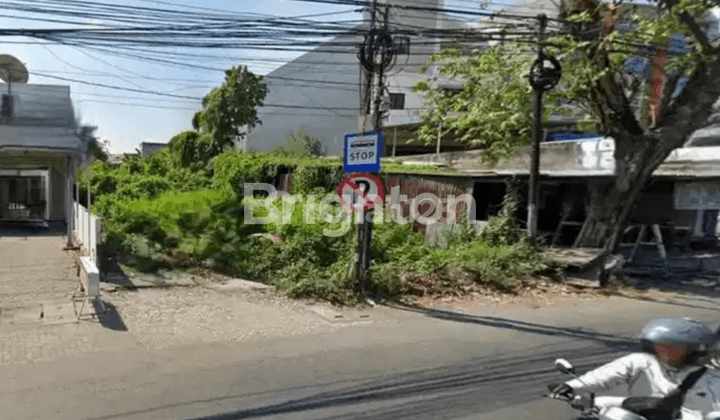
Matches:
[[545, 358, 710, 420]]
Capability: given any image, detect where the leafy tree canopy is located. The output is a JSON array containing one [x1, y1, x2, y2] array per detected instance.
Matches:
[[192, 66, 267, 154], [414, 0, 717, 163], [415, 0, 720, 253]]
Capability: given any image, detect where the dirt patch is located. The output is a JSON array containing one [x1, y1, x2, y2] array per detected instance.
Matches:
[[398, 275, 671, 311], [106, 286, 348, 350]]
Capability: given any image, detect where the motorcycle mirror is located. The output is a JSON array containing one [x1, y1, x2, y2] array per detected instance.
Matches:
[[555, 358, 576, 376]]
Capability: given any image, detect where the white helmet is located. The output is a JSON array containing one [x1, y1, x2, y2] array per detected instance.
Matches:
[[639, 317, 717, 366]]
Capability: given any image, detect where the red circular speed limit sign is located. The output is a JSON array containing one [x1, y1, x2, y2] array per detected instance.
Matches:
[[337, 173, 385, 211]]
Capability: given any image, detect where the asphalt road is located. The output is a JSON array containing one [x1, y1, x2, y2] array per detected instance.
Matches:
[[3, 294, 720, 420]]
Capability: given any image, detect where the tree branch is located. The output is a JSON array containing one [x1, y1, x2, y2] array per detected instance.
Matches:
[[593, 48, 645, 135], [651, 58, 720, 153], [658, 62, 691, 122], [660, 0, 717, 55]]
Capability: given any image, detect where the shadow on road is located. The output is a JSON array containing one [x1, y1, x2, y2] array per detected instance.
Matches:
[[609, 290, 720, 313], [102, 259, 139, 293], [621, 247, 720, 300], [0, 223, 66, 238], [383, 301, 638, 351], [89, 344, 622, 420], [94, 300, 128, 331]]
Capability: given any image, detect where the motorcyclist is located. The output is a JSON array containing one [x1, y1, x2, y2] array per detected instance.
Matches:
[[549, 317, 720, 420]]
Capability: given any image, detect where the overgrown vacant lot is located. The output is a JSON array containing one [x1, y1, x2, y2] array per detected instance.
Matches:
[[84, 149, 566, 306]]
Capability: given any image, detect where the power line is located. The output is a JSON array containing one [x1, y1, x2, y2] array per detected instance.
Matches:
[[32, 68, 435, 112], [32, 71, 204, 100]]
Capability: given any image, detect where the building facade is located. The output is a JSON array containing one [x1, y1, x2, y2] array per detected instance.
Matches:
[[0, 83, 84, 227], [246, 0, 478, 157]]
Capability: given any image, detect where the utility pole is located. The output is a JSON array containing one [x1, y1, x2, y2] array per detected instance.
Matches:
[[355, 0, 393, 292], [527, 14, 561, 243], [527, 14, 562, 243], [527, 14, 546, 243]]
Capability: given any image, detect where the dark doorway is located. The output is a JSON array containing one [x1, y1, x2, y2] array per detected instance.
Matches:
[[473, 181, 507, 221]]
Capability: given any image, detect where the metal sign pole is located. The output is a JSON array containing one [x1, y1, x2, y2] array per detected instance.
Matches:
[[356, 1, 387, 293]]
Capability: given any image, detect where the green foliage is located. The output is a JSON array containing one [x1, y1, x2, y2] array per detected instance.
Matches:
[[479, 181, 523, 246], [441, 241, 558, 290], [414, 0, 717, 157], [79, 128, 564, 306], [370, 221, 558, 294], [168, 131, 217, 169], [192, 66, 267, 154], [272, 129, 324, 157], [242, 197, 357, 304], [103, 189, 259, 273], [211, 152, 286, 197], [87, 138, 109, 163], [290, 164, 344, 195], [382, 161, 459, 175], [79, 148, 213, 217], [414, 42, 538, 163], [211, 151, 343, 197]]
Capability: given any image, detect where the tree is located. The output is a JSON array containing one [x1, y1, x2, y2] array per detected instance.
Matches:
[[415, 0, 720, 260], [414, 41, 548, 163], [192, 66, 267, 155], [271, 129, 324, 157], [78, 125, 108, 164], [168, 131, 216, 168], [72, 111, 108, 164]]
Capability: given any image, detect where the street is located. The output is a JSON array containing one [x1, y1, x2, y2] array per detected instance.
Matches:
[[2, 291, 720, 420]]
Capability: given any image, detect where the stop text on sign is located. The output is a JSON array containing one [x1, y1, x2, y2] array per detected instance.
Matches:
[[344, 132, 382, 173]]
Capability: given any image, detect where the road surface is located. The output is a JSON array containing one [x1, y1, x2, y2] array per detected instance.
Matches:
[[2, 293, 720, 420]]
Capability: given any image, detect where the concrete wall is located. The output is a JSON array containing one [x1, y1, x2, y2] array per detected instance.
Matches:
[[373, 0, 479, 132], [247, 0, 474, 156], [140, 142, 168, 157], [1, 84, 75, 127], [394, 138, 616, 176], [246, 33, 363, 156]]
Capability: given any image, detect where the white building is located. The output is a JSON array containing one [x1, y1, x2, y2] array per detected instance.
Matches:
[[246, 0, 499, 156], [0, 82, 87, 226]]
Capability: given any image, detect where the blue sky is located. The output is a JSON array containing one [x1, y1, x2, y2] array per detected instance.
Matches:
[[0, 0, 365, 153], [0, 0, 565, 154]]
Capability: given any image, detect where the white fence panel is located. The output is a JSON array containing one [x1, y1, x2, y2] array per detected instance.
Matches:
[[72, 201, 101, 268]]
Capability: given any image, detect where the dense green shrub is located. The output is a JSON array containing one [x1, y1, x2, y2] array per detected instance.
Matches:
[[290, 164, 344, 195], [479, 180, 523, 246], [79, 145, 561, 305], [271, 129, 324, 157], [102, 189, 261, 273], [211, 152, 285, 197]]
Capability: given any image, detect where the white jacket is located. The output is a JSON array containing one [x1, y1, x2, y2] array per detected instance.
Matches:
[[566, 353, 720, 420]]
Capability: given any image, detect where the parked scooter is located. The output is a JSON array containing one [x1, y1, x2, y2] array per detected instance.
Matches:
[[546, 358, 710, 420]]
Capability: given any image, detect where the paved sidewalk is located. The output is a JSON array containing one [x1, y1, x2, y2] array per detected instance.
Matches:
[[0, 322, 136, 366], [0, 228, 78, 310], [105, 280, 398, 351]]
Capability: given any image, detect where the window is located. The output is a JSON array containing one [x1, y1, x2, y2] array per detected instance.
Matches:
[[388, 93, 405, 110], [393, 36, 410, 55]]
